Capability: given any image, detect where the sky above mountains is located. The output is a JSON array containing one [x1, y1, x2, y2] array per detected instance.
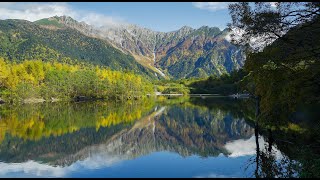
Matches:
[[0, 2, 232, 32]]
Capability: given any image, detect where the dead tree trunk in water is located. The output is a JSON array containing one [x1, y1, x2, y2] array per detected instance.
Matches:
[[255, 122, 260, 177], [267, 129, 274, 152], [254, 95, 261, 178], [255, 96, 261, 117]]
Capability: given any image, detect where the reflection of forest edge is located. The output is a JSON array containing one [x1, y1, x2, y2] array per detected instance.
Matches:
[[0, 98, 254, 166], [0, 97, 319, 177]]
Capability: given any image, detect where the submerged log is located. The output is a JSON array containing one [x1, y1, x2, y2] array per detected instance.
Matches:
[[75, 96, 87, 102]]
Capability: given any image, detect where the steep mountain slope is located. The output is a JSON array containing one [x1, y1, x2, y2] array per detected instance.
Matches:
[[0, 19, 156, 79], [98, 23, 246, 79], [156, 27, 245, 79], [35, 16, 245, 79]]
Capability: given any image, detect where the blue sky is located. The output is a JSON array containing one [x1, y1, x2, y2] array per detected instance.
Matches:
[[68, 2, 231, 32], [0, 2, 232, 32]]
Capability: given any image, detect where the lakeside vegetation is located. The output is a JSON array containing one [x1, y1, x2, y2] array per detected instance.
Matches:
[[153, 69, 247, 95], [227, 2, 320, 125], [0, 100, 155, 143], [0, 56, 249, 104], [0, 58, 154, 104]]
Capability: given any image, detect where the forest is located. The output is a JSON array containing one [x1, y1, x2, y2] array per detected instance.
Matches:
[[0, 2, 319, 178], [0, 58, 154, 104], [0, 2, 318, 127]]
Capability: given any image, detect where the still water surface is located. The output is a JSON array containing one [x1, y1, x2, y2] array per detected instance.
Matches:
[[0, 97, 298, 177]]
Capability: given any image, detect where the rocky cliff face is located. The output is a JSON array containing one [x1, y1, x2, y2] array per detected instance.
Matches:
[[156, 27, 245, 78], [35, 16, 246, 79], [99, 23, 245, 79]]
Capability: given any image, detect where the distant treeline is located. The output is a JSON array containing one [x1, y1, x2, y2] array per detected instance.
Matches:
[[154, 69, 248, 96]]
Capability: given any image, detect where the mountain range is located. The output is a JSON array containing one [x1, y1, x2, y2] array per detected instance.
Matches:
[[0, 15, 245, 80]]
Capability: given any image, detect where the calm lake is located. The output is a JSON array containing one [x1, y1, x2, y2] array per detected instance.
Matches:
[[0, 97, 302, 178]]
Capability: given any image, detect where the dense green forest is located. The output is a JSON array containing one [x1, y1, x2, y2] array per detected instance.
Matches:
[[227, 3, 320, 125], [244, 18, 320, 125], [225, 3, 320, 177]]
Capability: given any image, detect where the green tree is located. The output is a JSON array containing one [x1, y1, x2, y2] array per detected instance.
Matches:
[[228, 2, 320, 52]]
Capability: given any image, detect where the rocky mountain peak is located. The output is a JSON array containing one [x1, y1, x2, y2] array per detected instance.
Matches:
[[179, 25, 194, 32], [34, 16, 245, 79]]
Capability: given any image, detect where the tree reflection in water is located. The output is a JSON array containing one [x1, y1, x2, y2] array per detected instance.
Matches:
[[246, 97, 303, 178], [0, 97, 318, 177], [246, 124, 301, 178]]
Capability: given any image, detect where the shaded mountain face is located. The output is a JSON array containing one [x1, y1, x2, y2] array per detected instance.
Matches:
[[34, 16, 245, 79]]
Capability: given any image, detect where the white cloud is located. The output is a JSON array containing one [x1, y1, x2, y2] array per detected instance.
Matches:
[[225, 27, 282, 52], [224, 136, 257, 157], [192, 2, 230, 11], [0, 151, 127, 177], [225, 27, 245, 42], [0, 2, 126, 28], [270, 2, 277, 8], [78, 13, 126, 28], [224, 135, 283, 159], [0, 161, 69, 177], [0, 2, 75, 22], [194, 173, 236, 178]]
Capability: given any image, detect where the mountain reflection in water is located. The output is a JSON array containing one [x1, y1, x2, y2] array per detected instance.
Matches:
[[0, 98, 303, 177]]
